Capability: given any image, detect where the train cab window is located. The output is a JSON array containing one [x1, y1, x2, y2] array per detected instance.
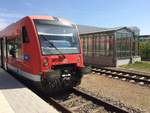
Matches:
[[22, 27, 29, 43]]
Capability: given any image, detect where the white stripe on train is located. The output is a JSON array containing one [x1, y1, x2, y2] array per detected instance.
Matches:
[[7, 64, 41, 82]]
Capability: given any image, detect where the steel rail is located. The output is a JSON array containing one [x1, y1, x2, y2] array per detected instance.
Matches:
[[9, 69, 130, 113], [71, 88, 129, 113], [46, 88, 129, 113], [92, 67, 150, 86]]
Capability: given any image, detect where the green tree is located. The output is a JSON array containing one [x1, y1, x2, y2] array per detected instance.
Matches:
[[139, 40, 150, 59]]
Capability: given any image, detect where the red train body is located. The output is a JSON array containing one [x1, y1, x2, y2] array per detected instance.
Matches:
[[0, 16, 84, 92]]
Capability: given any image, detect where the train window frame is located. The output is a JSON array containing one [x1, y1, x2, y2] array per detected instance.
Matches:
[[7, 39, 16, 58], [7, 37, 22, 58], [22, 26, 29, 43], [34, 21, 81, 55]]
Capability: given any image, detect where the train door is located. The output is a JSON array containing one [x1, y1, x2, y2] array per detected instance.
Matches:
[[14, 37, 23, 74], [0, 38, 3, 67], [7, 28, 24, 74], [0, 38, 7, 69], [7, 38, 21, 73]]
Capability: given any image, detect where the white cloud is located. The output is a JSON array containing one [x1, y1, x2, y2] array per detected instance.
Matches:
[[0, 12, 24, 18], [0, 18, 9, 30], [0, 8, 8, 12], [0, 11, 24, 30]]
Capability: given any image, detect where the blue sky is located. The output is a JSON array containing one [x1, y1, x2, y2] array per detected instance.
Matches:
[[0, 0, 149, 34]]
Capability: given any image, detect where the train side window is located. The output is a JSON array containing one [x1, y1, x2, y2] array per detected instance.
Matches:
[[7, 38, 21, 58], [7, 40, 16, 57], [22, 26, 29, 43]]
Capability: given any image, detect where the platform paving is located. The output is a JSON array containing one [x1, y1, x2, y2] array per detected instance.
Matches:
[[0, 68, 59, 113]]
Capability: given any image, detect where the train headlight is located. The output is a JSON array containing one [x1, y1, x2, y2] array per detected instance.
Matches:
[[43, 57, 49, 67]]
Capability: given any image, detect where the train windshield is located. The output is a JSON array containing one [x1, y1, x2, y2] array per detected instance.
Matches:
[[34, 19, 80, 55]]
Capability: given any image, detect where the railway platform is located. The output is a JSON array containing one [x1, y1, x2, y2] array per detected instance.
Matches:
[[0, 68, 59, 113]]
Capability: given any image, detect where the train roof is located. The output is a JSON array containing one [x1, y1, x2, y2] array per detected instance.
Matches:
[[0, 16, 74, 38]]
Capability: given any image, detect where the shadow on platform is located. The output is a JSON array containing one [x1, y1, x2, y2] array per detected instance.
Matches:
[[0, 69, 25, 89]]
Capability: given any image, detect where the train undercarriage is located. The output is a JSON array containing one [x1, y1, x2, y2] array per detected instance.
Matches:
[[36, 64, 83, 93]]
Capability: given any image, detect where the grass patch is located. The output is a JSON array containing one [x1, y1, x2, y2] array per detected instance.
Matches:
[[120, 61, 150, 72]]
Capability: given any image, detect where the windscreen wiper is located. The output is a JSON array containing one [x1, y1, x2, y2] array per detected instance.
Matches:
[[40, 35, 66, 58]]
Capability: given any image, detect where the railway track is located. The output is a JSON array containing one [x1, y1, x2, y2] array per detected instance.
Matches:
[[9, 71, 136, 113], [92, 67, 150, 87], [46, 88, 129, 113]]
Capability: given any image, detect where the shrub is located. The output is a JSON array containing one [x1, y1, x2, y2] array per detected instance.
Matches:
[[139, 40, 150, 59]]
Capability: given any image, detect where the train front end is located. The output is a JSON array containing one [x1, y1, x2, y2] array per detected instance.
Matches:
[[34, 17, 84, 92]]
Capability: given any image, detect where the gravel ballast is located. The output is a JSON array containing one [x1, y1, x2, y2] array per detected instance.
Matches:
[[79, 74, 150, 113]]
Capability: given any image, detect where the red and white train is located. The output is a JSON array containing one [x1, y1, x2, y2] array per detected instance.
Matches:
[[0, 16, 84, 92]]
